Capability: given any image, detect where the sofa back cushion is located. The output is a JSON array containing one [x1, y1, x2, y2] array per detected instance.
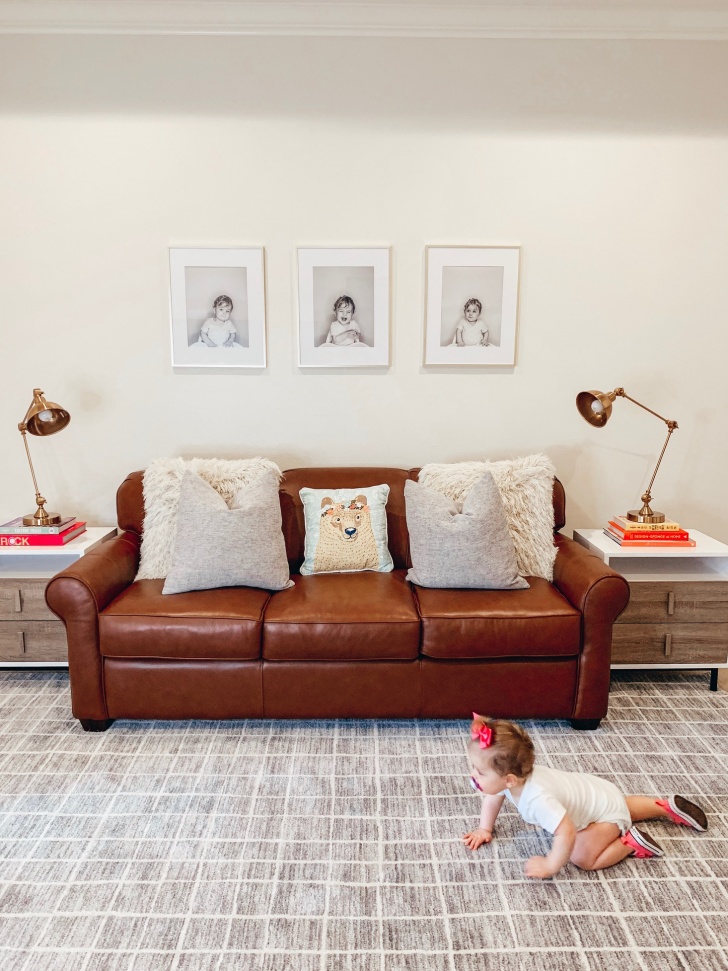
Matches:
[[116, 467, 566, 569], [279, 468, 412, 572]]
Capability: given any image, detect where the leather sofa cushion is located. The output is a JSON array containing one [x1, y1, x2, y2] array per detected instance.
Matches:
[[99, 580, 269, 660], [263, 570, 420, 661], [414, 578, 580, 659]]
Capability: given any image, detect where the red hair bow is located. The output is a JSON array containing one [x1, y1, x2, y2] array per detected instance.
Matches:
[[471, 713, 493, 749]]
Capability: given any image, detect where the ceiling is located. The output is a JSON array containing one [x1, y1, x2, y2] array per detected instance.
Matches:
[[2, 0, 728, 38]]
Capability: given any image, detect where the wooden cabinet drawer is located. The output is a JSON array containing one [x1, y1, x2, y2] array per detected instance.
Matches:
[[0, 579, 55, 621], [0, 621, 68, 662], [616, 581, 728, 625], [612, 623, 728, 665]]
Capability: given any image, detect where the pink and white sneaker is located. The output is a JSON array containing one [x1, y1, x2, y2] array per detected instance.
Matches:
[[656, 795, 708, 832], [620, 827, 664, 859]]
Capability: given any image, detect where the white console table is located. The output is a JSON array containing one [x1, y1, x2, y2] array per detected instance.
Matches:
[[0, 527, 117, 667], [573, 528, 728, 690]]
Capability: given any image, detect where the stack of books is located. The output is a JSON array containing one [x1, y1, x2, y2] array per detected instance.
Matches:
[[0, 516, 87, 547], [604, 515, 695, 548]]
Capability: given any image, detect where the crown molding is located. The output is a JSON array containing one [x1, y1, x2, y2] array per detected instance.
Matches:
[[1, 2, 728, 39]]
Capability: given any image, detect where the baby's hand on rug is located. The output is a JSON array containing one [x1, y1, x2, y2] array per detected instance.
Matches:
[[462, 828, 492, 851], [525, 855, 558, 879]]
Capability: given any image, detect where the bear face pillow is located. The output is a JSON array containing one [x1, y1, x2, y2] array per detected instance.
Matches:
[[299, 485, 394, 575]]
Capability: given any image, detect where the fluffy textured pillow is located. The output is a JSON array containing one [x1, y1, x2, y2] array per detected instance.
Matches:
[[405, 473, 529, 590], [162, 471, 293, 594], [418, 453, 557, 581], [299, 485, 394, 575], [137, 456, 282, 580]]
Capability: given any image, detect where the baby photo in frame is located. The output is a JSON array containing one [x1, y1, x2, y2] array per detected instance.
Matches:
[[169, 247, 266, 368], [297, 247, 390, 367], [424, 246, 520, 366]]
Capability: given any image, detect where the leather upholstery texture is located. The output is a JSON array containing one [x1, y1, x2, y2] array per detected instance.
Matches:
[[99, 580, 269, 660], [103, 658, 264, 719], [414, 578, 581, 659], [47, 467, 630, 725], [263, 660, 421, 718], [263, 571, 420, 660], [420, 658, 577, 718]]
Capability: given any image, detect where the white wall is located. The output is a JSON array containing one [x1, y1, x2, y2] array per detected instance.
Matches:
[[1, 36, 727, 541]]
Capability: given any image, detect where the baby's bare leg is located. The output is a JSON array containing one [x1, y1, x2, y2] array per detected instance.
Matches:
[[570, 822, 631, 871], [626, 797, 670, 822]]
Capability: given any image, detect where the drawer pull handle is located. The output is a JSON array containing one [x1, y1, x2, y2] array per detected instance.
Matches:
[[18, 631, 25, 655], [667, 591, 675, 616], [14, 589, 22, 612], [664, 632, 672, 657]]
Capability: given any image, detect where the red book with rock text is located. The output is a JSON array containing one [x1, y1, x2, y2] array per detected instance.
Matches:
[[0, 523, 87, 547]]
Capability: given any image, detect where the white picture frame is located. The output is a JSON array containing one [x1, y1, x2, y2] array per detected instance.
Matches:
[[169, 247, 267, 368], [297, 247, 390, 367], [424, 246, 520, 366]]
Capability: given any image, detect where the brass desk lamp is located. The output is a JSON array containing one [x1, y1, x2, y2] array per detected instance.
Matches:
[[576, 387, 678, 524], [18, 389, 71, 526]]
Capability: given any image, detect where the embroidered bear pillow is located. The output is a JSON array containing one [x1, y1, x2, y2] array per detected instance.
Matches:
[[299, 485, 394, 575]]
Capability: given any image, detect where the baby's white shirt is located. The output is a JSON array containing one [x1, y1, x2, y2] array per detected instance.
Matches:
[[456, 318, 488, 346], [202, 318, 236, 346], [328, 319, 361, 341], [503, 764, 630, 834]]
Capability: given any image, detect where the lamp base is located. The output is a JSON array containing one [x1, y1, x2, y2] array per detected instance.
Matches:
[[23, 509, 62, 527], [627, 508, 666, 524]]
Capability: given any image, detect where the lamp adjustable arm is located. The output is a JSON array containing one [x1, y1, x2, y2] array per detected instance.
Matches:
[[614, 387, 678, 429], [614, 388, 679, 521], [18, 423, 43, 505]]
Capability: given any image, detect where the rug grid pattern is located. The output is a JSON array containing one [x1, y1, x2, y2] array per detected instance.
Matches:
[[0, 671, 726, 970]]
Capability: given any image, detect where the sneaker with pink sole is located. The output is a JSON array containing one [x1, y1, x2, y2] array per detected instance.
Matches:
[[656, 795, 708, 832], [620, 827, 664, 859]]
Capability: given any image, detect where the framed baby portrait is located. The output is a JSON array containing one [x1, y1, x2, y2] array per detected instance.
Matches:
[[297, 247, 390, 367], [169, 246, 267, 368], [424, 246, 521, 366]]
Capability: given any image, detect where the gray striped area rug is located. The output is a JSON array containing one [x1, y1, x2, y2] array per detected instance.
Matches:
[[0, 670, 726, 971]]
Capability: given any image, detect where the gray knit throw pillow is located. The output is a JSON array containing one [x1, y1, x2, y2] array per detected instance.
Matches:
[[163, 470, 293, 594], [405, 472, 529, 590]]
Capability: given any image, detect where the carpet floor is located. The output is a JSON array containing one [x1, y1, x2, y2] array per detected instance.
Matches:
[[0, 670, 726, 971]]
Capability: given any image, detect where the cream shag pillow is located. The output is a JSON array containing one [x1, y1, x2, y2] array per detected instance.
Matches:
[[136, 456, 282, 580], [418, 453, 557, 581]]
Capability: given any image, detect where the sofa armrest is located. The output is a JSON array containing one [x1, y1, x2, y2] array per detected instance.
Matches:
[[46, 531, 140, 721], [553, 533, 630, 721]]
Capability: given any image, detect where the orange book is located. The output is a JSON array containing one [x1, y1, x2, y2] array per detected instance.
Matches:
[[607, 521, 690, 542], [611, 515, 682, 532], [603, 528, 695, 548]]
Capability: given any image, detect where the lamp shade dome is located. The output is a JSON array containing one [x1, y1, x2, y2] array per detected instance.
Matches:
[[576, 390, 614, 428], [24, 390, 70, 437]]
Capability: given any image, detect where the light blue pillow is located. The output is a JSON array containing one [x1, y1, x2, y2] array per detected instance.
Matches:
[[299, 485, 394, 575]]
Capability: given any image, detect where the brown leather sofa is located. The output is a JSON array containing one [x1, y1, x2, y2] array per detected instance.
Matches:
[[46, 467, 630, 732]]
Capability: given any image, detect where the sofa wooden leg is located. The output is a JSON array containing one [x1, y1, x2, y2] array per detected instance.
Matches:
[[79, 718, 115, 733], [569, 718, 601, 731]]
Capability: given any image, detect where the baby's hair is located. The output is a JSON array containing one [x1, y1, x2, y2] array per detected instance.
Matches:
[[469, 714, 535, 778], [333, 294, 355, 314], [464, 298, 482, 315], [213, 294, 233, 311]]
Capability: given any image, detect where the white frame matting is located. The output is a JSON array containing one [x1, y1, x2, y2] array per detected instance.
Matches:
[[169, 246, 267, 368], [424, 245, 520, 366], [297, 247, 390, 367]]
